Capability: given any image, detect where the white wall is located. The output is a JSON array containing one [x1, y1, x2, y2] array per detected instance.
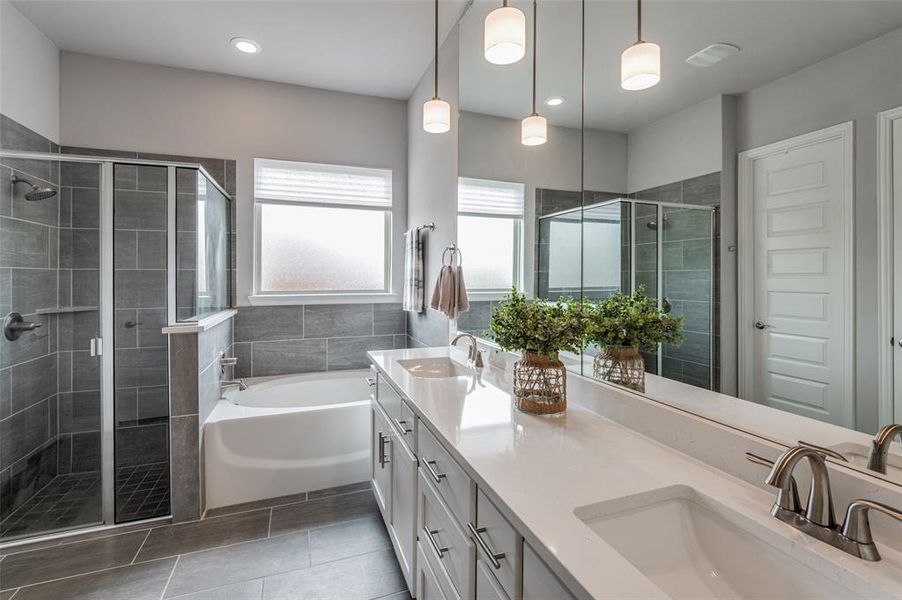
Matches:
[[735, 27, 902, 433], [0, 0, 59, 141], [59, 52, 407, 306], [406, 28, 459, 347], [627, 95, 724, 193], [458, 111, 626, 294]]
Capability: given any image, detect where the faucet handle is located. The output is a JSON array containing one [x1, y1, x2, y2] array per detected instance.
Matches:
[[746, 452, 801, 513], [840, 499, 902, 561], [798, 440, 848, 462]]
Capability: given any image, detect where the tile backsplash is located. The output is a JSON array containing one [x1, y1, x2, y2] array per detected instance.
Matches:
[[233, 304, 407, 378]]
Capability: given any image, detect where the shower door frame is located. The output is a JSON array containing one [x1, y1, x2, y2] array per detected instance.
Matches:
[[583, 197, 717, 388], [0, 150, 230, 547]]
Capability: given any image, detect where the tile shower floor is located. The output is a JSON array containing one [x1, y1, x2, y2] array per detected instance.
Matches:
[[0, 482, 411, 600], [1, 464, 171, 542]]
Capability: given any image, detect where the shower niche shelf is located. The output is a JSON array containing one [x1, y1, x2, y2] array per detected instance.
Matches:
[[35, 306, 99, 315]]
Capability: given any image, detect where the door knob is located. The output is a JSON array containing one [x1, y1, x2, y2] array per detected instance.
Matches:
[[754, 320, 773, 330]]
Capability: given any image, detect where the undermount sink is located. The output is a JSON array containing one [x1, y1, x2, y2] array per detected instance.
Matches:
[[398, 357, 471, 379], [829, 441, 902, 480], [575, 486, 859, 600]]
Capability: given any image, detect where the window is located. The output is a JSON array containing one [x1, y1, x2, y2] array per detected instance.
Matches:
[[254, 159, 392, 296], [457, 177, 524, 293]]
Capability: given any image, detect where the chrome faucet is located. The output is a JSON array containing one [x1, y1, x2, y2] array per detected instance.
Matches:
[[221, 378, 248, 391], [866, 423, 902, 474], [751, 444, 902, 561], [451, 332, 484, 368]]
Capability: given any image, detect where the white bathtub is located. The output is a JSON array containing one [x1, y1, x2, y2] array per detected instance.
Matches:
[[203, 369, 372, 510]]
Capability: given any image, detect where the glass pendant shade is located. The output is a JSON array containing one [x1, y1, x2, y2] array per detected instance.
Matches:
[[621, 41, 661, 90], [423, 98, 451, 134], [521, 114, 547, 146], [484, 5, 527, 65]]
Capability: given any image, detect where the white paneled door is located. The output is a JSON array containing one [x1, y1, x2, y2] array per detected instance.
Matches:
[[739, 123, 854, 428]]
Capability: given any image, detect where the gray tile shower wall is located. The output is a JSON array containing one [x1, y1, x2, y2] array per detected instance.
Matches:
[[0, 114, 70, 527], [631, 171, 721, 391], [233, 304, 407, 378]]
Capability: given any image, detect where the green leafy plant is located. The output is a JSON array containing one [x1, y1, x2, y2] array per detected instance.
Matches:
[[585, 287, 685, 352], [488, 288, 587, 357]]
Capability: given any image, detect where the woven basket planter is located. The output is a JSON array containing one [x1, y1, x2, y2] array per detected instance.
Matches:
[[513, 352, 567, 415], [593, 345, 645, 392]]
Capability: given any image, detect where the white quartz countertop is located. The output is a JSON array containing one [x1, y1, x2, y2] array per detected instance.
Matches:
[[368, 347, 902, 600]]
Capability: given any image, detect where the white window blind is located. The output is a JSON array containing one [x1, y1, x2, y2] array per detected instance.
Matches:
[[255, 158, 392, 208], [458, 177, 525, 216]]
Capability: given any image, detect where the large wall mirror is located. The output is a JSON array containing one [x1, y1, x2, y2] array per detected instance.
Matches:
[[457, 0, 902, 487]]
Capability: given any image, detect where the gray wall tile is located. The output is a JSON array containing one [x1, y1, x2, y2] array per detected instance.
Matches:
[[114, 231, 137, 269], [58, 391, 101, 433], [1, 114, 51, 153], [198, 362, 221, 426], [169, 334, 199, 417], [373, 303, 406, 335], [682, 172, 721, 206], [11, 268, 57, 313], [138, 385, 169, 424], [1, 399, 50, 469], [59, 228, 100, 269], [114, 270, 167, 308], [115, 423, 168, 467], [114, 190, 167, 230], [327, 336, 394, 370], [234, 306, 302, 343], [251, 339, 326, 377], [170, 415, 200, 522], [11, 354, 57, 413], [304, 304, 372, 338], [70, 430, 101, 472], [70, 187, 100, 228], [1, 217, 49, 268], [137, 231, 166, 269]]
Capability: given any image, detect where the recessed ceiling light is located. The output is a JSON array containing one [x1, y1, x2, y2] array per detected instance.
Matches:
[[544, 96, 566, 107], [230, 37, 261, 55], [686, 43, 739, 67]]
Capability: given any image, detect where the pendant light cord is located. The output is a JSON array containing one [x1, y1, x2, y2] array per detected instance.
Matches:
[[637, 0, 643, 43], [532, 0, 537, 115], [433, 0, 439, 99]]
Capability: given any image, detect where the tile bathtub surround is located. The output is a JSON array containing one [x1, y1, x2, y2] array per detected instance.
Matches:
[[232, 304, 407, 378], [167, 316, 234, 522], [0, 484, 409, 600]]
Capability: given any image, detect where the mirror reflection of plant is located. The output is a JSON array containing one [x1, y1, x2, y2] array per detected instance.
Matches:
[[585, 286, 685, 351], [488, 288, 587, 357]]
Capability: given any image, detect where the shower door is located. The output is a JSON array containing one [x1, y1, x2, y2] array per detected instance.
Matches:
[[1, 159, 105, 541]]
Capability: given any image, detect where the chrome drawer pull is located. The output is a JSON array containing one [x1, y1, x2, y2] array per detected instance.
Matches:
[[365, 377, 377, 387], [394, 418, 413, 434], [423, 459, 447, 484], [422, 526, 448, 559], [378, 432, 390, 468], [467, 522, 505, 569]]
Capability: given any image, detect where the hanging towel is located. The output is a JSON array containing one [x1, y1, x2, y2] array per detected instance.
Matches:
[[403, 228, 424, 313], [431, 264, 470, 320]]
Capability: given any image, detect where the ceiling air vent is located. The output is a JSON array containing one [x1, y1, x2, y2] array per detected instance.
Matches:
[[685, 43, 740, 67]]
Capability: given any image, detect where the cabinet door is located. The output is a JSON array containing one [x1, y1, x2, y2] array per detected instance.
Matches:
[[523, 543, 575, 600], [390, 429, 418, 594], [476, 558, 510, 600], [417, 542, 449, 600], [371, 404, 392, 524]]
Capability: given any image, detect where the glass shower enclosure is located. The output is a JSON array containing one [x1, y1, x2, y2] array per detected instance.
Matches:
[[539, 197, 716, 389], [1, 150, 230, 543]]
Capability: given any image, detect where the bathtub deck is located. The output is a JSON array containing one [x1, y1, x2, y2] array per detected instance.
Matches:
[[0, 482, 411, 600]]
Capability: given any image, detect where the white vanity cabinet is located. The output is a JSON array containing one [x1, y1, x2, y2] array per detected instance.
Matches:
[[371, 369, 419, 596]]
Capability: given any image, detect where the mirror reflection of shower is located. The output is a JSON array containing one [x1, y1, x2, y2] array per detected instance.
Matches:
[[11, 175, 57, 201]]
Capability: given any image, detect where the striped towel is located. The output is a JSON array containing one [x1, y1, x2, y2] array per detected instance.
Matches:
[[403, 228, 425, 313]]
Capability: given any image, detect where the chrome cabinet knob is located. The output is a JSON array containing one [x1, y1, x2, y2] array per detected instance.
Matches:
[[754, 320, 773, 330]]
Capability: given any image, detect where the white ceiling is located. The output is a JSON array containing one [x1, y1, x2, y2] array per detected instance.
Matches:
[[12, 0, 470, 100], [460, 0, 902, 132]]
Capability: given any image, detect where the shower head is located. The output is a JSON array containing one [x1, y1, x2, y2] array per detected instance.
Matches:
[[11, 175, 57, 201]]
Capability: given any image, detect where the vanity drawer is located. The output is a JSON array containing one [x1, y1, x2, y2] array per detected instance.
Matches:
[[476, 558, 510, 600], [523, 543, 575, 600], [375, 369, 403, 419], [393, 399, 417, 452], [418, 421, 474, 527], [419, 470, 474, 599], [471, 490, 520, 600]]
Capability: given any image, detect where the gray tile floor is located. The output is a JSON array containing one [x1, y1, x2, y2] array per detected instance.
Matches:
[[0, 482, 412, 600]]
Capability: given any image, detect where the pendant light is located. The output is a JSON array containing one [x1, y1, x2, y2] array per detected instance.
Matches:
[[484, 0, 526, 65], [521, 0, 546, 146], [423, 0, 451, 133], [621, 0, 661, 91]]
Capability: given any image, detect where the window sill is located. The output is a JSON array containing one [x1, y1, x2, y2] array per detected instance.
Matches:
[[248, 293, 401, 306]]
